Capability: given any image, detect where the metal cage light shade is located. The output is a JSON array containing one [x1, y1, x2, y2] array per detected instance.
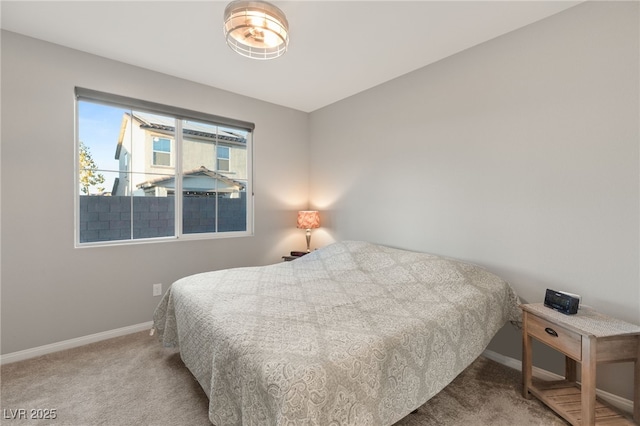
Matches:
[[223, 0, 289, 60]]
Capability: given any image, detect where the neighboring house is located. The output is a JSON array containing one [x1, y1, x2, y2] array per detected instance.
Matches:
[[138, 166, 246, 198], [113, 111, 247, 197]]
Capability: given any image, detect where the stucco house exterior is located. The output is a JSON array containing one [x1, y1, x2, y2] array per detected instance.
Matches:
[[112, 111, 247, 198]]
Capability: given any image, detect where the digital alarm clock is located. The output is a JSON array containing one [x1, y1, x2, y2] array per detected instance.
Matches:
[[544, 289, 580, 315]]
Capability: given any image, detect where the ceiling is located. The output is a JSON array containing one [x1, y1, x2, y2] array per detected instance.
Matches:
[[1, 1, 581, 112]]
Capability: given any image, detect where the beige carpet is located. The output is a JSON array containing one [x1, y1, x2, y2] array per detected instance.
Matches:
[[1, 331, 567, 425]]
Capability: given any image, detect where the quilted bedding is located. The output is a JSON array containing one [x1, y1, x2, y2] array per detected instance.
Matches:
[[153, 241, 521, 425]]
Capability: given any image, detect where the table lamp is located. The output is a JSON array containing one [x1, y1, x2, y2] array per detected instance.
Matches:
[[296, 210, 320, 252]]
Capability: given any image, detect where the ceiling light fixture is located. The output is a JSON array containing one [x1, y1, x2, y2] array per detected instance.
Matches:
[[223, 0, 289, 60]]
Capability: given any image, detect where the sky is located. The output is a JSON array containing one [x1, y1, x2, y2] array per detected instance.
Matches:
[[78, 101, 126, 192]]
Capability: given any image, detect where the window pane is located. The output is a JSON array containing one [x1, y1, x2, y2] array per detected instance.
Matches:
[[79, 171, 131, 243], [127, 111, 175, 173], [182, 119, 248, 234], [78, 102, 133, 243], [217, 145, 230, 159], [217, 158, 230, 172], [153, 151, 171, 166], [152, 137, 171, 166], [217, 146, 230, 171], [132, 171, 175, 239], [153, 137, 171, 152], [78, 101, 126, 191], [218, 126, 248, 182], [182, 119, 218, 172], [182, 190, 247, 234]]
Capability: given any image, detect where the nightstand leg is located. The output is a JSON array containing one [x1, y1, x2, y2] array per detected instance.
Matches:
[[522, 312, 532, 399], [565, 356, 577, 383], [634, 336, 639, 423], [581, 335, 597, 426]]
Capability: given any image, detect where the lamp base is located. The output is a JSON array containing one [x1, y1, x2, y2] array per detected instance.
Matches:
[[305, 229, 312, 252]]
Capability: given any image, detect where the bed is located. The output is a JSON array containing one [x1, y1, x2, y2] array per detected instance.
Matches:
[[153, 240, 521, 425]]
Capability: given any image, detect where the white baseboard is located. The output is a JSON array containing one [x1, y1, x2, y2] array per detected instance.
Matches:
[[482, 349, 634, 415], [0, 321, 154, 365]]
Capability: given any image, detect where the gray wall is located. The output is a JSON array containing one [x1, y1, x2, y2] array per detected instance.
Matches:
[[1, 31, 310, 354], [309, 2, 639, 400]]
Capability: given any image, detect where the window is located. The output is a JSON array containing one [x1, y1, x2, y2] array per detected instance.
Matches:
[[217, 146, 230, 172], [76, 88, 254, 246], [152, 137, 171, 166]]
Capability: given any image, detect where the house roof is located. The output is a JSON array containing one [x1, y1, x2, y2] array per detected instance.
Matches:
[[115, 111, 247, 160], [137, 166, 246, 192], [133, 112, 247, 144]]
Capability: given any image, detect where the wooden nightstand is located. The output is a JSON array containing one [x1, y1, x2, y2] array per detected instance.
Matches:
[[521, 303, 640, 425]]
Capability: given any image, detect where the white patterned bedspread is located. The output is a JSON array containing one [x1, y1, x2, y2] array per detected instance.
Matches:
[[153, 241, 521, 425]]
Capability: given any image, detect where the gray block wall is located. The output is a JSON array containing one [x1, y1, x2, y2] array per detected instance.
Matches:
[[79, 193, 246, 243]]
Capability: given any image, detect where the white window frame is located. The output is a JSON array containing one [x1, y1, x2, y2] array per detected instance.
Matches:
[[74, 87, 254, 247]]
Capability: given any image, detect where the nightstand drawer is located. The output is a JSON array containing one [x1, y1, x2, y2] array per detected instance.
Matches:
[[526, 313, 582, 360]]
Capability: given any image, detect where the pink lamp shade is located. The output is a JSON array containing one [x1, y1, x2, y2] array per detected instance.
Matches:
[[296, 210, 320, 229]]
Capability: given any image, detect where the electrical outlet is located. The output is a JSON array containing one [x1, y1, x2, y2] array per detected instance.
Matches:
[[153, 283, 162, 297]]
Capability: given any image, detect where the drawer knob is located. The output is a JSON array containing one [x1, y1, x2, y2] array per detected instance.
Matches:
[[545, 327, 558, 337]]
